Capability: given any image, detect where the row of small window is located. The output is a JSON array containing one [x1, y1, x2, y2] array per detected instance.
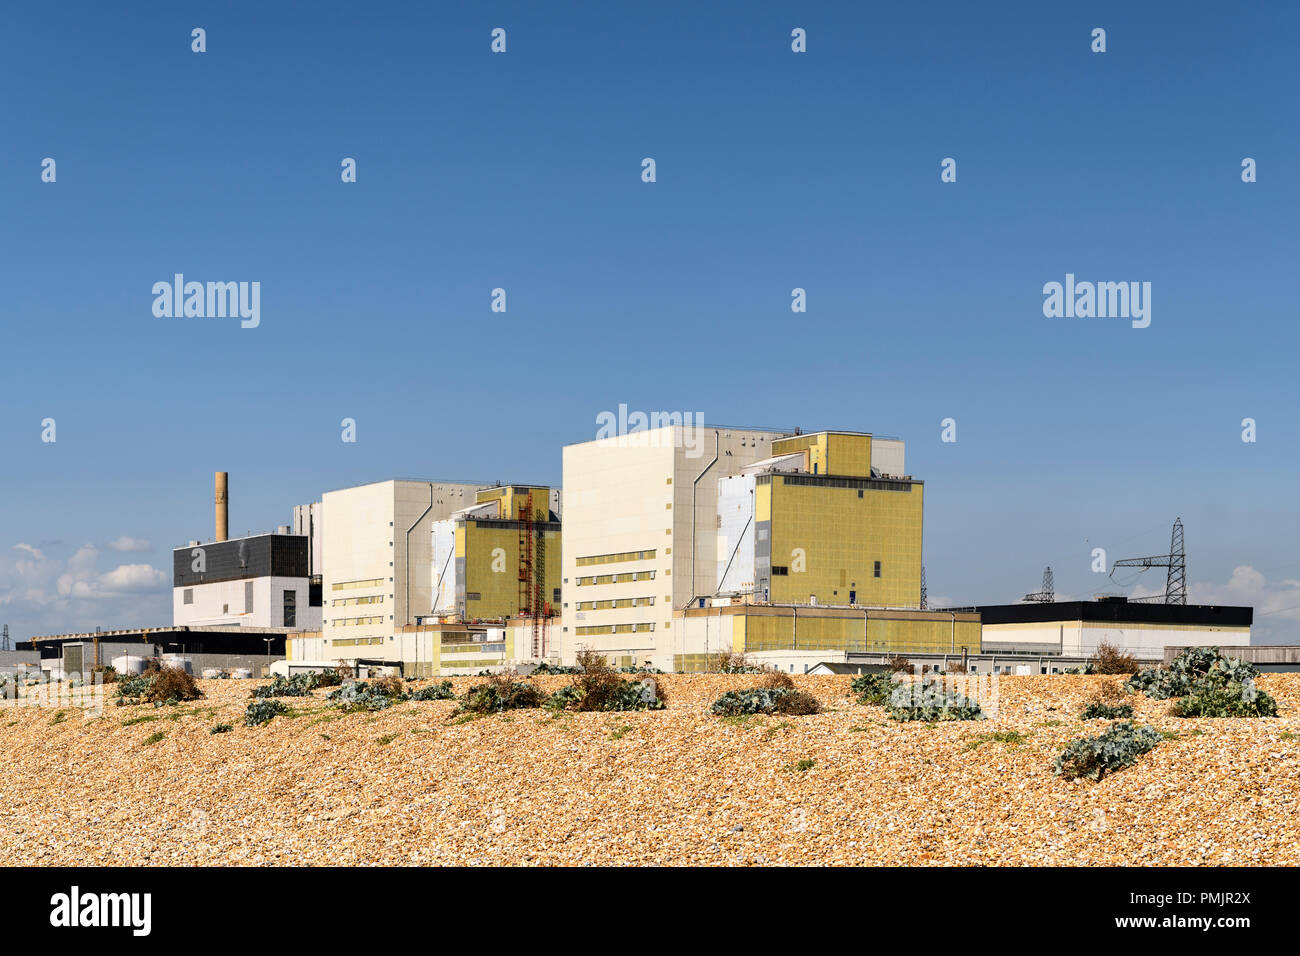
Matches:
[[575, 549, 656, 567], [330, 636, 386, 647], [575, 622, 658, 635], [331, 615, 385, 627], [770, 562, 883, 578], [332, 595, 384, 607], [774, 475, 914, 492], [576, 570, 658, 586], [440, 643, 507, 655], [331, 577, 385, 591], [575, 597, 657, 611]]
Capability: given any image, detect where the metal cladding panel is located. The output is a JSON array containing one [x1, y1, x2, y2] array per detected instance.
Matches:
[[173, 535, 309, 587], [431, 520, 458, 613], [717, 475, 756, 594]]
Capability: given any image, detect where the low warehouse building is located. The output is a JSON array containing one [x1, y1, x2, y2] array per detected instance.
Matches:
[[975, 597, 1251, 661], [669, 603, 982, 672]]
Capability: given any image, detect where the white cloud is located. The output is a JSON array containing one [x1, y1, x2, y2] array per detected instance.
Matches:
[[0, 541, 170, 638], [1190, 565, 1300, 644], [97, 563, 168, 594], [105, 535, 153, 553]]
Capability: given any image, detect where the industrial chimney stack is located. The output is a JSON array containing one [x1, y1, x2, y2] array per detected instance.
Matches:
[[215, 471, 228, 542]]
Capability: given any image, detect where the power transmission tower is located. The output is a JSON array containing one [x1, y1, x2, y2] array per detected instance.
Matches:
[[1024, 566, 1055, 602], [919, 566, 928, 610], [1110, 517, 1187, 605], [0, 625, 8, 651]]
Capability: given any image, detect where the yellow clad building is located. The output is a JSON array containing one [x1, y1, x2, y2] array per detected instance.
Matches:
[[431, 485, 561, 625], [718, 430, 921, 608]]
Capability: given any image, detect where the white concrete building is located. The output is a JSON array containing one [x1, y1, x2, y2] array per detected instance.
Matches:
[[172, 532, 322, 630], [319, 479, 490, 658], [560, 424, 794, 668]]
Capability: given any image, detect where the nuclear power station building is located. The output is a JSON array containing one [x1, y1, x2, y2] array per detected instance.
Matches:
[[24, 422, 1260, 678]]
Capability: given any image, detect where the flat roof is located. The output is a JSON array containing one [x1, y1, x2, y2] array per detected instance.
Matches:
[[30, 624, 313, 643], [976, 600, 1252, 628]]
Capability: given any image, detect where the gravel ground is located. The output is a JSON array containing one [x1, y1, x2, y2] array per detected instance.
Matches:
[[1, 673, 1297, 866]]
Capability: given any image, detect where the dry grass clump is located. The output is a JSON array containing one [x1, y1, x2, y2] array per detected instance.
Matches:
[[706, 651, 766, 674], [759, 670, 796, 690], [369, 674, 407, 698], [885, 654, 914, 675], [118, 663, 203, 706], [1089, 641, 1141, 676]]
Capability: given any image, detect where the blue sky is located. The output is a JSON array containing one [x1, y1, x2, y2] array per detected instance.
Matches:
[[2, 1, 1298, 642]]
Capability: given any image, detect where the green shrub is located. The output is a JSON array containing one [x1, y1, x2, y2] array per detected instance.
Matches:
[[886, 680, 983, 722], [457, 676, 548, 714], [851, 672, 899, 705], [409, 680, 455, 701], [210, 723, 233, 734], [1172, 680, 1278, 718], [245, 699, 290, 727], [1080, 701, 1134, 720], [1054, 721, 1161, 780], [710, 687, 821, 717]]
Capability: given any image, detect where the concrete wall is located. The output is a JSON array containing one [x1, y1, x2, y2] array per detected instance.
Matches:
[[321, 479, 487, 659], [292, 501, 324, 577], [561, 425, 788, 665], [174, 576, 320, 629], [870, 438, 905, 478]]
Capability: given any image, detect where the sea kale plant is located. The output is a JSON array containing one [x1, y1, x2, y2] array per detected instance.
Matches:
[[409, 680, 455, 701], [1126, 646, 1277, 717], [1080, 701, 1134, 720], [1054, 721, 1162, 781], [1126, 646, 1256, 700], [886, 678, 984, 722], [326, 678, 408, 712], [710, 686, 821, 717], [245, 699, 290, 727], [456, 675, 549, 714], [1172, 680, 1278, 718], [851, 672, 901, 706]]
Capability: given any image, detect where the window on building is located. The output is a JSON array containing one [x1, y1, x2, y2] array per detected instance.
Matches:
[[183, 588, 193, 605], [245, 581, 254, 613], [283, 590, 297, 628], [873, 561, 882, 578]]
